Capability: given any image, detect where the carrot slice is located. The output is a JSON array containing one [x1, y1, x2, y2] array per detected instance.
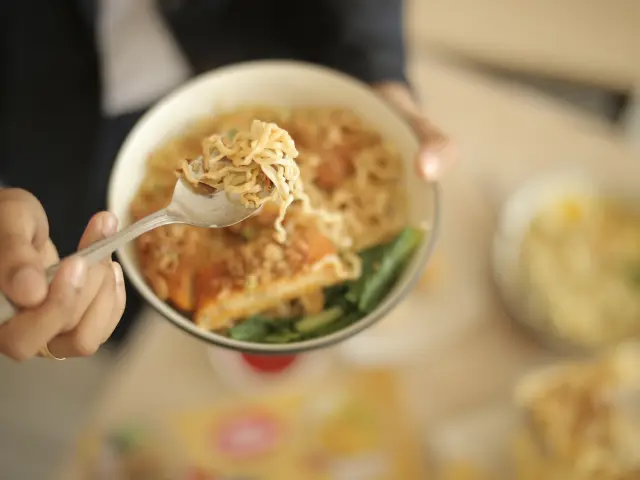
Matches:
[[304, 228, 336, 263], [166, 266, 196, 312]]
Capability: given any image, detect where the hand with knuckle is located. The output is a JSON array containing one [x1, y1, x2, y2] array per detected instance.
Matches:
[[39, 239, 60, 268], [104, 263, 126, 340], [46, 282, 85, 326], [60, 264, 107, 325], [34, 258, 87, 341], [69, 329, 101, 357], [0, 189, 52, 360], [0, 197, 126, 360]]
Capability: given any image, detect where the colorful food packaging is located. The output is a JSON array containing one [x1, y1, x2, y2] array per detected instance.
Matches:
[[79, 369, 427, 479]]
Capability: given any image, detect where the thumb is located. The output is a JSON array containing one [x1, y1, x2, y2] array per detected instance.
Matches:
[[411, 117, 455, 182], [0, 189, 50, 307]]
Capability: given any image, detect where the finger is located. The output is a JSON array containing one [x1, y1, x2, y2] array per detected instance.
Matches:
[[416, 148, 443, 182], [411, 118, 455, 182], [48, 261, 121, 358], [0, 257, 87, 361], [103, 262, 126, 342], [0, 189, 51, 306], [0, 189, 50, 246], [39, 239, 60, 268], [56, 262, 113, 335], [78, 212, 118, 265]]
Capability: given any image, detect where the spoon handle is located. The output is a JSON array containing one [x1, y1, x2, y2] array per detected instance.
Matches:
[[0, 209, 175, 326]]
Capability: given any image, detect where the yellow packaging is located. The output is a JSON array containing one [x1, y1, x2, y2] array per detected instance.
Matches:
[[173, 369, 427, 479], [79, 369, 427, 480]]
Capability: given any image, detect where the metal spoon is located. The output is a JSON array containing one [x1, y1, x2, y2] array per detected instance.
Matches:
[[0, 158, 261, 325]]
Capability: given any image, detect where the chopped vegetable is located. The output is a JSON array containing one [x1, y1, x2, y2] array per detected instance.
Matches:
[[322, 283, 352, 314], [345, 243, 386, 304], [225, 227, 424, 344], [298, 289, 325, 315], [309, 312, 362, 338], [166, 266, 196, 312], [295, 307, 343, 334], [324, 283, 349, 306], [358, 227, 423, 313], [361, 243, 388, 262], [228, 315, 269, 342], [264, 330, 303, 343], [304, 228, 337, 263]]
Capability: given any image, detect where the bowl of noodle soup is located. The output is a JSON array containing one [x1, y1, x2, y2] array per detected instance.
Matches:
[[108, 60, 439, 354]]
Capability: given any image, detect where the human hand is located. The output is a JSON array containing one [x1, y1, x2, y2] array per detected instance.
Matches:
[[0, 189, 126, 361], [374, 82, 455, 182]]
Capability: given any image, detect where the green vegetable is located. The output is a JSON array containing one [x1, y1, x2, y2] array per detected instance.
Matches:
[[307, 312, 362, 338], [324, 283, 349, 307], [264, 330, 303, 343], [228, 315, 269, 342], [358, 227, 423, 313], [322, 283, 355, 314], [345, 244, 387, 304], [226, 227, 424, 344], [360, 243, 388, 263], [295, 307, 343, 334]]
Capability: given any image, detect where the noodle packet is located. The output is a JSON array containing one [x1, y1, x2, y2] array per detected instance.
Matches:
[[77, 369, 427, 479], [169, 369, 427, 479]]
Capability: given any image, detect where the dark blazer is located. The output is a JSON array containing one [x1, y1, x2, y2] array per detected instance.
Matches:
[[0, 0, 407, 339], [1, 0, 407, 254]]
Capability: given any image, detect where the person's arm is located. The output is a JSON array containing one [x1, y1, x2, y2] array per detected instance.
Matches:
[[312, 0, 452, 180], [317, 0, 407, 85]]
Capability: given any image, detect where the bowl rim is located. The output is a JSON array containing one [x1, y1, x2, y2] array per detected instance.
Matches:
[[108, 59, 441, 355]]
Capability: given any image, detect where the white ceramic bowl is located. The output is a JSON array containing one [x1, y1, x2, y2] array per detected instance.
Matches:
[[491, 170, 640, 352], [108, 60, 439, 354]]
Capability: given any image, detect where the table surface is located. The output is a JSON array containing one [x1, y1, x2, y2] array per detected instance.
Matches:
[[57, 56, 640, 478], [409, 0, 640, 90]]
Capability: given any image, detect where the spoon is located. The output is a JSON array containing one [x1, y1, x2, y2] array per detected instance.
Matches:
[[0, 158, 261, 325]]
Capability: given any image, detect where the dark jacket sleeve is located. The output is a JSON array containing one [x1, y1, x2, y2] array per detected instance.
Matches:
[[315, 0, 407, 84], [1, 0, 101, 255]]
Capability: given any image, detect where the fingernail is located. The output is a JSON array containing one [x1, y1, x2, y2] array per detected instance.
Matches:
[[421, 152, 441, 181], [101, 213, 118, 237], [111, 262, 124, 286], [11, 266, 46, 297], [67, 259, 87, 289]]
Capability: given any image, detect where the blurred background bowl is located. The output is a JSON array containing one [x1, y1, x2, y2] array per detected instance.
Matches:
[[491, 170, 640, 353], [107, 60, 439, 354]]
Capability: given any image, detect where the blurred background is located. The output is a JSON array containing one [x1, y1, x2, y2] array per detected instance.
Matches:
[[1, 0, 639, 478]]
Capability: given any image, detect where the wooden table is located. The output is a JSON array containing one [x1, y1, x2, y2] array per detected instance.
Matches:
[[56, 56, 640, 478], [408, 0, 640, 90]]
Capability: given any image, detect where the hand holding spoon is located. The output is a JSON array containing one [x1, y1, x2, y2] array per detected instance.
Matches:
[[0, 158, 261, 325]]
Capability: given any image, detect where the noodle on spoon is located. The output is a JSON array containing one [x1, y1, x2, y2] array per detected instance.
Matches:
[[179, 119, 348, 247]]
